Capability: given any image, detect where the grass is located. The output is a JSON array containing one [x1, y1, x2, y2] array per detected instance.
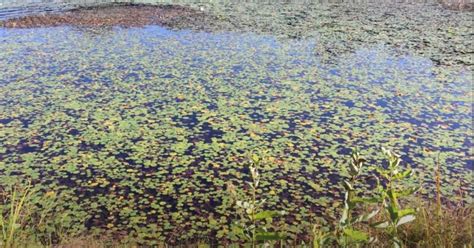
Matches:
[[0, 183, 33, 248], [356, 191, 472, 248], [0, 183, 85, 247], [0, 149, 472, 247]]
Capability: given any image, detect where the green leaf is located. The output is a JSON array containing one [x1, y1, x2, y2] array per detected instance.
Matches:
[[308, 181, 323, 192], [343, 180, 353, 191], [352, 196, 380, 204], [387, 188, 397, 200], [230, 224, 244, 236], [254, 210, 281, 220], [398, 208, 416, 216], [348, 162, 359, 176], [64, 101, 82, 110], [396, 187, 419, 197], [375, 167, 390, 180], [386, 202, 399, 221], [393, 169, 412, 180], [251, 154, 260, 163], [343, 228, 369, 242], [256, 232, 285, 241], [340, 206, 349, 225]]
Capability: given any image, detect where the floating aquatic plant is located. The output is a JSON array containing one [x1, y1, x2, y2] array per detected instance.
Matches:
[[0, 1, 471, 243]]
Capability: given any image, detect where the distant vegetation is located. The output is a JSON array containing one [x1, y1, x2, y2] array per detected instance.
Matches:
[[439, 0, 473, 11], [1, 148, 472, 247]]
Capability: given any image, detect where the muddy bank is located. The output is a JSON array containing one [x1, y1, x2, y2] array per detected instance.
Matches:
[[0, 4, 214, 28]]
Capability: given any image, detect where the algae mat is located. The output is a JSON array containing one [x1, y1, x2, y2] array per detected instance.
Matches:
[[0, 1, 472, 243]]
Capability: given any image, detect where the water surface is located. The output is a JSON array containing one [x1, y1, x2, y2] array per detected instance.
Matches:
[[0, 3, 472, 241]]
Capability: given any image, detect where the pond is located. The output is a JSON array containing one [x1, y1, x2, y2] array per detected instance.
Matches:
[[0, 1, 472, 243]]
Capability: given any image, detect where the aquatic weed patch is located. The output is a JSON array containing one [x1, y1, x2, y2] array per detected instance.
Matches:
[[179, 1, 473, 67], [0, 2, 472, 244]]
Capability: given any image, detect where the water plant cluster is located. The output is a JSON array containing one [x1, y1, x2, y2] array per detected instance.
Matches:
[[177, 0, 473, 67], [0, 0, 472, 245], [1, 148, 472, 247]]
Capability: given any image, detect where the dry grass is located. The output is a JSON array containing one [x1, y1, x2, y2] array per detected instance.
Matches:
[[358, 156, 473, 248], [361, 201, 473, 248]]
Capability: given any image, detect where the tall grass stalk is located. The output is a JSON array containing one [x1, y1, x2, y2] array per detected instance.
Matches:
[[0, 182, 33, 248]]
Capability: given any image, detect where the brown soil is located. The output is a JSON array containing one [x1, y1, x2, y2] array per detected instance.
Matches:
[[0, 4, 209, 28]]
